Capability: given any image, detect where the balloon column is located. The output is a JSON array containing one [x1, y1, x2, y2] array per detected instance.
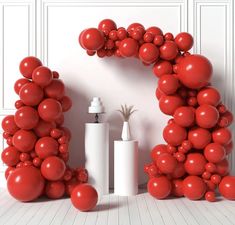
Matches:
[[1, 57, 91, 204], [79, 19, 234, 202]]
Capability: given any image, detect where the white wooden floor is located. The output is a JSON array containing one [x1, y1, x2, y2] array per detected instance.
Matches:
[[0, 189, 235, 225]]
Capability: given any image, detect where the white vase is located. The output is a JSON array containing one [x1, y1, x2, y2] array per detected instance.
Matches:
[[121, 121, 131, 141]]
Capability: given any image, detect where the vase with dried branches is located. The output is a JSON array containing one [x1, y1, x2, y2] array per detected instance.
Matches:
[[118, 104, 137, 141]]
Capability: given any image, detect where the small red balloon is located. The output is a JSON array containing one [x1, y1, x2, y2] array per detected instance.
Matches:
[[44, 79, 65, 100], [157, 153, 177, 174], [1, 146, 20, 166], [45, 181, 65, 199], [14, 78, 30, 95], [204, 143, 226, 163], [32, 66, 53, 87], [160, 41, 178, 60], [184, 153, 206, 175], [172, 179, 184, 197], [205, 191, 216, 202], [188, 127, 211, 149], [158, 74, 179, 95], [2, 115, 19, 135], [119, 38, 139, 57], [216, 158, 229, 176], [171, 162, 185, 179], [146, 26, 163, 36], [153, 60, 173, 78], [174, 32, 193, 51], [98, 19, 117, 33], [219, 176, 235, 200], [60, 96, 72, 112], [197, 87, 220, 106], [139, 43, 159, 64], [34, 119, 56, 137], [159, 95, 184, 115], [212, 127, 232, 145], [150, 144, 167, 162], [173, 106, 195, 127]]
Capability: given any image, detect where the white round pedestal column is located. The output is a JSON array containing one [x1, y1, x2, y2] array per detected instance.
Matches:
[[114, 140, 138, 196]]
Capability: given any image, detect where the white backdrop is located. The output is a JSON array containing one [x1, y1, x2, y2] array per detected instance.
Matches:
[[0, 0, 234, 187]]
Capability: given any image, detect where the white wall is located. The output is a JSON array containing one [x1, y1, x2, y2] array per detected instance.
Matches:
[[0, 0, 234, 188]]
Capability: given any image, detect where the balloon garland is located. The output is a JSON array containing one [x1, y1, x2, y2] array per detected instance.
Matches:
[[79, 19, 235, 202]]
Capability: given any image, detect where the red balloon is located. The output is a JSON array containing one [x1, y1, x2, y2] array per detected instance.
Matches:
[[188, 127, 211, 149], [7, 166, 45, 202], [79, 28, 104, 51], [164, 33, 174, 41], [171, 162, 185, 178], [2, 115, 19, 135], [163, 123, 187, 146], [19, 56, 42, 79], [50, 128, 63, 139], [171, 179, 184, 197], [173, 106, 195, 127], [153, 60, 173, 78], [20, 152, 30, 162], [177, 54, 212, 89], [184, 153, 206, 175], [38, 98, 62, 122], [216, 158, 229, 176], [138, 43, 159, 64], [44, 79, 65, 100], [71, 184, 98, 211], [159, 95, 184, 115], [15, 100, 24, 109], [14, 78, 30, 95], [155, 88, 165, 100], [35, 137, 59, 159], [147, 176, 171, 199], [183, 176, 206, 200], [127, 23, 145, 33], [204, 143, 226, 163], [13, 130, 37, 152], [60, 96, 72, 112], [33, 157, 42, 167], [98, 19, 117, 33], [195, 104, 219, 128], [219, 176, 235, 200], [34, 119, 56, 137], [143, 32, 154, 43], [160, 41, 178, 60], [210, 174, 221, 185], [146, 26, 163, 36], [119, 38, 139, 57], [45, 181, 65, 199], [15, 106, 39, 130], [158, 74, 179, 95], [212, 128, 232, 145], [1, 146, 20, 166], [222, 111, 233, 127], [41, 156, 66, 181], [205, 191, 216, 202], [205, 162, 216, 173], [19, 83, 44, 106], [174, 32, 193, 51], [32, 66, 53, 87], [225, 141, 233, 155], [150, 144, 167, 162], [157, 153, 177, 174], [197, 87, 221, 106], [153, 35, 164, 46]]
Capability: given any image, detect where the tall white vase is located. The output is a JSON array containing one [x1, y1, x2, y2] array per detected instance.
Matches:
[[114, 140, 138, 196], [121, 121, 131, 141], [85, 123, 109, 197]]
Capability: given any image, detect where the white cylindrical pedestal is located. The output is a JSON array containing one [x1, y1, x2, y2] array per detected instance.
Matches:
[[85, 123, 109, 197], [114, 140, 138, 196]]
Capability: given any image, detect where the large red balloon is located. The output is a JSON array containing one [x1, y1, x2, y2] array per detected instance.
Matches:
[[159, 95, 184, 115], [204, 143, 225, 163], [119, 38, 139, 57], [41, 156, 66, 181], [150, 144, 167, 162], [1, 146, 20, 166], [44, 79, 65, 100], [35, 137, 59, 159], [153, 60, 172, 78], [7, 166, 45, 202], [15, 106, 39, 130], [19, 56, 42, 79], [158, 74, 179, 95], [139, 43, 159, 64], [163, 123, 187, 146], [38, 98, 62, 122], [12, 130, 37, 152], [45, 181, 65, 199], [2, 115, 19, 135], [32, 66, 53, 87], [219, 176, 235, 200], [156, 153, 177, 174], [173, 106, 195, 127], [197, 87, 220, 106], [184, 153, 206, 175], [14, 78, 30, 95], [160, 41, 178, 60], [34, 119, 56, 137], [147, 176, 172, 199], [195, 104, 219, 128], [183, 176, 206, 200], [19, 83, 44, 106], [174, 32, 193, 51], [177, 54, 212, 89], [212, 128, 232, 145], [188, 127, 211, 149], [71, 184, 98, 211]]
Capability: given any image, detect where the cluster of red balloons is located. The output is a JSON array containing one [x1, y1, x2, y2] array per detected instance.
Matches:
[[1, 56, 98, 210], [79, 19, 235, 202]]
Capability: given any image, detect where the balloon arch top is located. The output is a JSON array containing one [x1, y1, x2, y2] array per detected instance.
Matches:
[[79, 19, 235, 202]]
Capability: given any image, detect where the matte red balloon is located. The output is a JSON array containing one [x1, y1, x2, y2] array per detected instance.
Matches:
[[171, 179, 184, 197], [150, 144, 167, 162], [13, 130, 37, 152], [188, 127, 211, 149], [7, 166, 45, 202], [157, 153, 177, 174], [45, 181, 65, 199], [153, 60, 172, 78], [2, 115, 19, 135], [184, 153, 206, 175], [173, 106, 195, 127], [177, 54, 212, 89], [44, 79, 65, 100], [35, 137, 59, 159], [147, 176, 171, 199], [34, 119, 56, 137], [1, 146, 20, 166], [14, 78, 30, 95], [19, 56, 42, 79], [171, 162, 185, 178], [174, 32, 193, 51], [38, 98, 62, 122], [219, 176, 235, 200], [15, 106, 39, 130], [204, 143, 226, 163], [158, 74, 179, 95], [139, 43, 159, 64], [197, 87, 220, 106], [183, 176, 206, 200], [160, 41, 178, 60], [212, 128, 232, 145], [60, 96, 72, 112], [32, 66, 53, 87], [19, 83, 44, 106], [163, 123, 187, 146], [195, 104, 219, 128], [119, 38, 139, 57], [216, 158, 229, 176], [98, 19, 117, 33], [159, 95, 184, 115], [41, 156, 66, 181]]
